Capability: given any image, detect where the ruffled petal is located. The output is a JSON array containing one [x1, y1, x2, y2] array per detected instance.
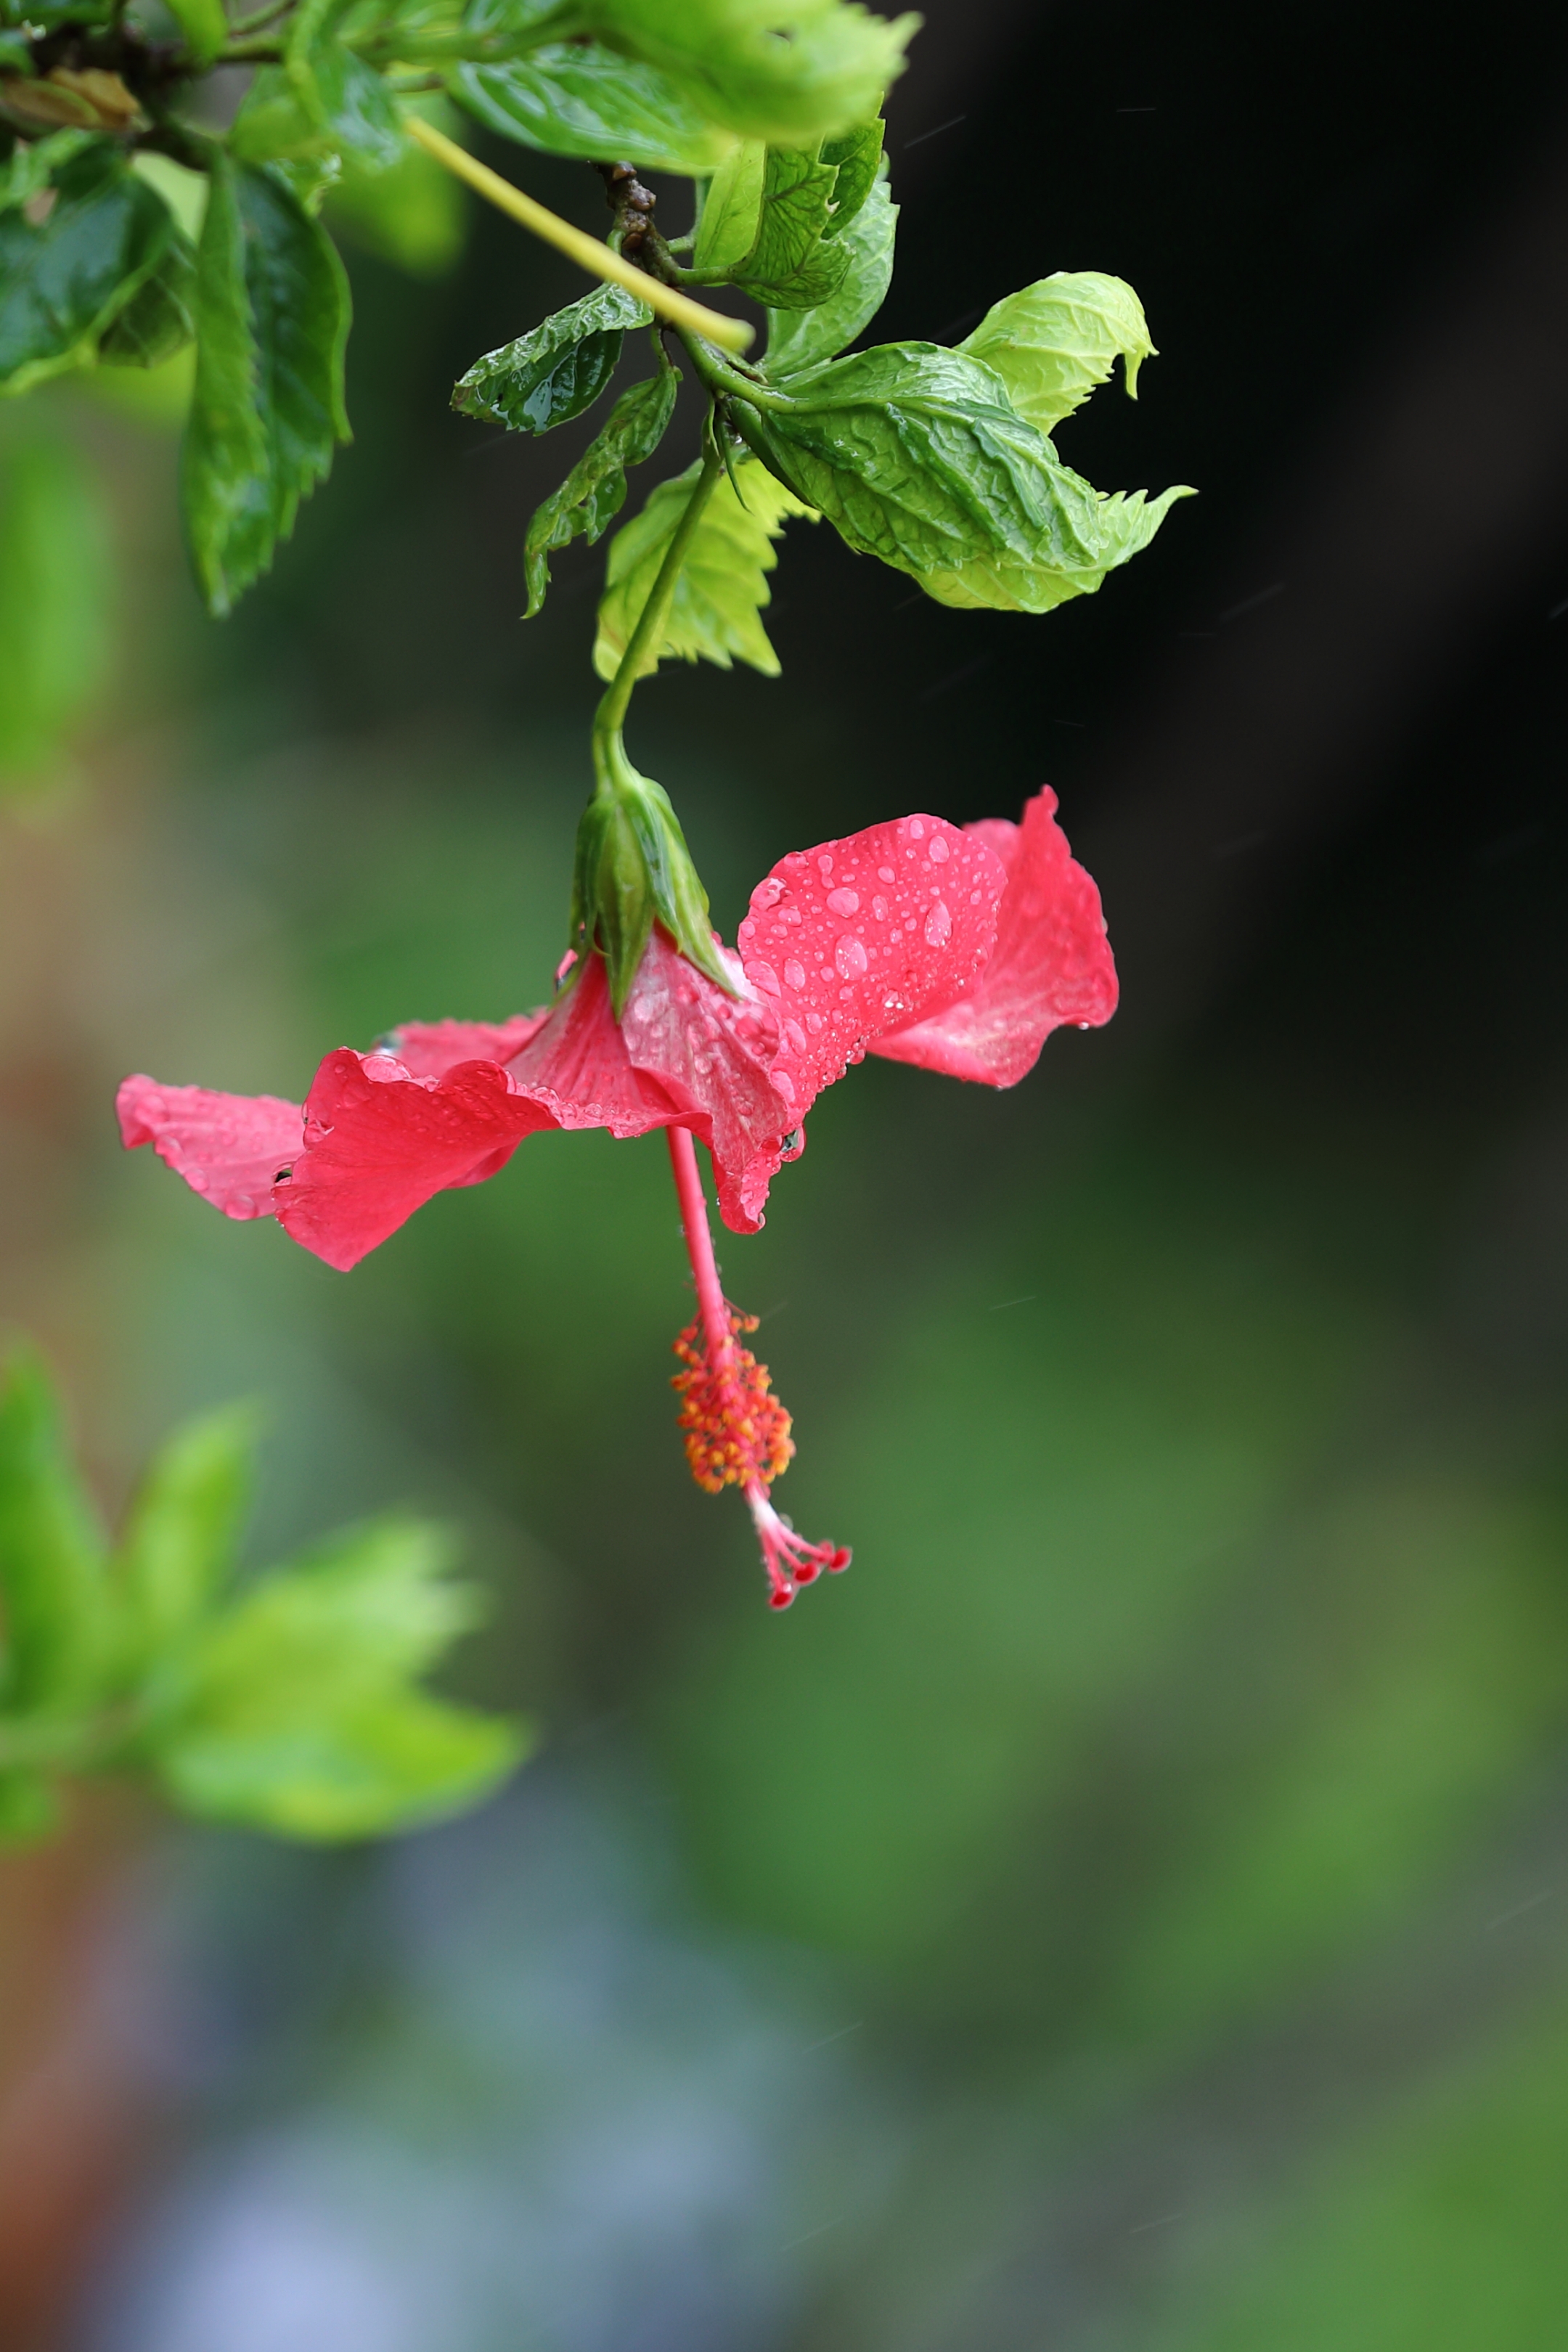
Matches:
[[505, 952, 680, 1135], [376, 1013, 550, 1081], [275, 1050, 559, 1272], [737, 813, 1007, 1116], [116, 1077, 302, 1221], [870, 789, 1118, 1085]]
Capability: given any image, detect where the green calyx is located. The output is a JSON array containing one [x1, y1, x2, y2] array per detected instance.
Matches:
[[572, 729, 733, 1016]]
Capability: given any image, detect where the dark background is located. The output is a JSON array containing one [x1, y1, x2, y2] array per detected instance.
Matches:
[[4, 0, 1568, 2344]]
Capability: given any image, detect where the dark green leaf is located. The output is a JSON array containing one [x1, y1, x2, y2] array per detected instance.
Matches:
[[181, 155, 352, 617], [735, 340, 1193, 612], [764, 163, 894, 376], [288, 0, 409, 170], [0, 1346, 110, 1716], [0, 140, 174, 394], [117, 1403, 259, 1671], [594, 456, 813, 682], [0, 0, 113, 28], [573, 0, 916, 147], [693, 136, 765, 271], [819, 114, 881, 234], [523, 358, 677, 618], [0, 126, 97, 214], [0, 422, 112, 783], [454, 279, 650, 433], [732, 142, 850, 310], [452, 40, 737, 174], [99, 230, 199, 367], [163, 0, 229, 67], [960, 271, 1156, 436]]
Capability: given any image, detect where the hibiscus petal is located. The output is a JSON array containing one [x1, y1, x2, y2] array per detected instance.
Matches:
[[870, 788, 1118, 1086], [376, 1013, 550, 1081], [506, 952, 679, 1135], [737, 813, 1006, 1116], [117, 1077, 303, 1221], [275, 1050, 559, 1272]]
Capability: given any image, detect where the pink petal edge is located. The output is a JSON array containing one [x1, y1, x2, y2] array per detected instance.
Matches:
[[116, 1077, 303, 1221]]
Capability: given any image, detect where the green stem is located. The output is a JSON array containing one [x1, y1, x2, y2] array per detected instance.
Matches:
[[674, 327, 788, 412], [215, 34, 285, 60], [593, 447, 725, 748], [226, 0, 294, 33]]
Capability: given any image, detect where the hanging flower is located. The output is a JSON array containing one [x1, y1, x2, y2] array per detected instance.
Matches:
[[118, 790, 1114, 1605]]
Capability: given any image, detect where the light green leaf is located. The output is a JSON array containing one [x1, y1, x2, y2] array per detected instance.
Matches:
[[960, 269, 1156, 436], [764, 163, 894, 375], [523, 357, 677, 618], [163, 0, 229, 67], [0, 422, 112, 784], [576, 0, 915, 147], [693, 136, 765, 271], [0, 140, 174, 394], [732, 142, 849, 310], [735, 339, 1192, 613], [594, 457, 814, 682], [229, 65, 330, 166], [157, 1688, 528, 1839], [287, 0, 408, 170], [452, 42, 738, 175], [818, 114, 881, 234], [0, 1768, 59, 1844], [181, 155, 352, 616], [454, 279, 650, 433], [0, 1346, 110, 1715], [99, 232, 199, 368], [117, 1402, 259, 1670]]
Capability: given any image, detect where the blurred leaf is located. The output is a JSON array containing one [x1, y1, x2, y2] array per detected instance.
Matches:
[[325, 108, 467, 276], [452, 35, 738, 175], [454, 280, 650, 434], [960, 270, 1156, 436], [731, 142, 850, 310], [99, 232, 199, 367], [523, 356, 677, 618], [593, 456, 814, 682], [117, 1402, 259, 1672], [0, 1767, 59, 1842], [0, 420, 113, 783], [131, 151, 209, 243], [163, 0, 228, 66], [737, 340, 1191, 612], [0, 1346, 111, 1718], [0, 139, 173, 394], [0, 125, 97, 213], [181, 154, 352, 616], [693, 136, 766, 272], [288, 0, 409, 171], [764, 164, 894, 375], [574, 0, 915, 147], [229, 65, 331, 166]]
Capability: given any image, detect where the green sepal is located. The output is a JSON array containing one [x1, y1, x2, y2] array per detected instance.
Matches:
[[523, 352, 677, 617], [959, 271, 1157, 436], [764, 161, 894, 376], [594, 454, 814, 683], [573, 737, 732, 1012], [0, 1344, 111, 1718], [454, 279, 650, 434]]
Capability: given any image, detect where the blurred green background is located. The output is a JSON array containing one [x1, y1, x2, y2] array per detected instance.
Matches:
[[5, 0, 1568, 2345]]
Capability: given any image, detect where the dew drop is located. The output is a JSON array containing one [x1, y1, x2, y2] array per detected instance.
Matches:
[[825, 886, 859, 917], [783, 958, 806, 991], [835, 934, 868, 978], [878, 865, 895, 883], [783, 1018, 807, 1051], [817, 854, 834, 881], [774, 1069, 796, 1102], [908, 817, 926, 840], [970, 890, 981, 904], [928, 835, 950, 863], [924, 900, 952, 946], [751, 961, 781, 995], [807, 1010, 824, 1033], [754, 877, 784, 910], [871, 895, 889, 920]]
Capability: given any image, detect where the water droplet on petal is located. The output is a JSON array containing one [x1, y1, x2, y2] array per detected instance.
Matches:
[[807, 1011, 824, 1033], [754, 877, 784, 909], [908, 817, 926, 840], [924, 900, 952, 947], [928, 835, 950, 863], [773, 1069, 796, 1101], [825, 886, 859, 916], [817, 854, 834, 881], [751, 961, 781, 995], [835, 934, 868, 978], [871, 895, 889, 921], [784, 1018, 807, 1051], [783, 959, 806, 991], [878, 865, 895, 883]]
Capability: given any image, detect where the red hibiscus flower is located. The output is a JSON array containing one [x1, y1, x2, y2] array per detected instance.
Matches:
[[118, 790, 1114, 1605]]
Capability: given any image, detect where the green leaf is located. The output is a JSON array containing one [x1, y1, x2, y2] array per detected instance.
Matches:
[[575, 0, 916, 147], [0, 421, 113, 784], [181, 155, 352, 617], [731, 142, 850, 310], [818, 114, 881, 234], [0, 126, 97, 214], [229, 65, 330, 166], [523, 356, 677, 618], [960, 270, 1157, 436], [324, 99, 467, 276], [0, 1346, 110, 1716], [287, 0, 409, 171], [764, 163, 894, 375], [163, 0, 229, 67], [594, 456, 813, 683], [693, 136, 765, 272], [99, 232, 199, 368], [452, 41, 738, 175], [146, 1514, 527, 1839], [0, 140, 175, 395], [735, 340, 1193, 613], [117, 1403, 259, 1671], [453, 279, 650, 434]]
